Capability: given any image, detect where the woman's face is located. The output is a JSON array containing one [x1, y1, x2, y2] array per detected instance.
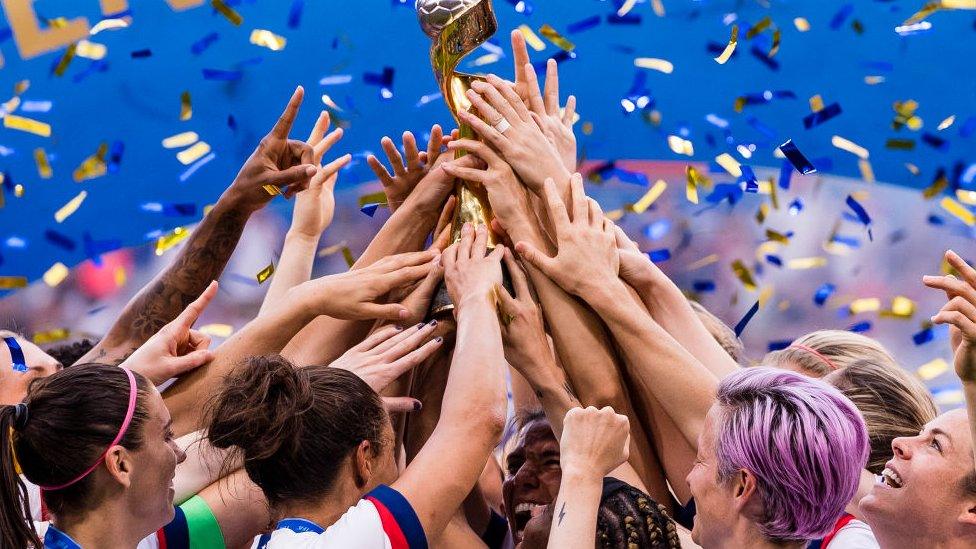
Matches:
[[503, 419, 562, 545], [686, 404, 736, 548], [126, 388, 186, 532]]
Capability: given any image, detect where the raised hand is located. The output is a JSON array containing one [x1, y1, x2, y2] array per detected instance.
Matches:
[[515, 174, 618, 297], [290, 110, 352, 239], [496, 249, 552, 377], [228, 86, 319, 211], [396, 253, 446, 325], [522, 60, 577, 172], [442, 138, 533, 231], [443, 223, 505, 311], [924, 250, 976, 383], [559, 406, 631, 478], [331, 323, 444, 396], [459, 75, 571, 195], [294, 249, 439, 321], [367, 125, 453, 212], [121, 281, 217, 384]]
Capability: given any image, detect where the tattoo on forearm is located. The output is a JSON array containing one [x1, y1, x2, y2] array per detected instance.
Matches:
[[557, 502, 567, 526], [128, 207, 248, 340]]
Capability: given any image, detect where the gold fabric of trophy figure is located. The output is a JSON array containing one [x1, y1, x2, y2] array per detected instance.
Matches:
[[416, 0, 500, 314]]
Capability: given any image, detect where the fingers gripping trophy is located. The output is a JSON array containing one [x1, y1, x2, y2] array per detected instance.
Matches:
[[416, 0, 510, 314]]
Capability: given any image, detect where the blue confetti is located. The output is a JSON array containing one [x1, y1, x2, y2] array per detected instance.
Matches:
[[779, 139, 817, 174], [734, 300, 760, 337], [803, 103, 843, 129], [765, 254, 782, 267], [191, 32, 220, 55], [848, 321, 872, 333], [44, 230, 76, 251], [768, 340, 792, 352], [203, 68, 243, 81], [643, 219, 671, 240], [360, 203, 381, 217], [567, 15, 600, 33], [830, 3, 855, 30], [845, 195, 871, 226], [130, 49, 152, 58], [647, 248, 671, 262], [287, 0, 304, 28], [692, 280, 715, 293], [813, 283, 836, 306], [778, 159, 793, 190], [788, 198, 804, 215], [922, 132, 949, 152]]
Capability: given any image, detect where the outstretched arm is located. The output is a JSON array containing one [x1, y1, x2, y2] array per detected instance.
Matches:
[[517, 177, 717, 449], [393, 224, 508, 541], [79, 87, 321, 365]]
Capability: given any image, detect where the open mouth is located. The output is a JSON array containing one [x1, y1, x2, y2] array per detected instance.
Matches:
[[879, 467, 904, 488], [513, 503, 547, 537]]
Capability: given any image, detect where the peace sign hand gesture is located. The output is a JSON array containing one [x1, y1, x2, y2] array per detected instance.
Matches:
[[227, 86, 320, 213]]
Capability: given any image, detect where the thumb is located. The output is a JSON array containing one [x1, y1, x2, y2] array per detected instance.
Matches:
[[514, 241, 556, 276], [267, 164, 317, 187], [382, 397, 422, 413], [169, 349, 215, 377]]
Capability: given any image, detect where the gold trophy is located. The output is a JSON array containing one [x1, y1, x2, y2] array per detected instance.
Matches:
[[417, 0, 501, 314]]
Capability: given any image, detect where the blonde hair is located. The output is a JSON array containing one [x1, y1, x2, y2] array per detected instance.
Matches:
[[688, 300, 744, 363], [763, 330, 895, 378], [826, 359, 938, 474]]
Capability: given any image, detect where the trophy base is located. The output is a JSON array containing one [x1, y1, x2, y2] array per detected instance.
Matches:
[[426, 261, 514, 319]]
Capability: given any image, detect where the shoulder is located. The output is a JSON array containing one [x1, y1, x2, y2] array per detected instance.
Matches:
[[829, 519, 880, 549]]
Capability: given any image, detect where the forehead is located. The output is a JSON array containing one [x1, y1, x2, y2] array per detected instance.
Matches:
[[927, 410, 970, 442], [1, 334, 59, 370], [145, 388, 171, 429], [516, 419, 557, 448]]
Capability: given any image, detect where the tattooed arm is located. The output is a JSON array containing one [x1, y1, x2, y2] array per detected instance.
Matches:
[[76, 87, 320, 366]]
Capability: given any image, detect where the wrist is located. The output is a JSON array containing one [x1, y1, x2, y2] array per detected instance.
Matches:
[[285, 228, 321, 246], [218, 184, 260, 215], [287, 283, 328, 323], [559, 464, 606, 484], [578, 277, 629, 305]]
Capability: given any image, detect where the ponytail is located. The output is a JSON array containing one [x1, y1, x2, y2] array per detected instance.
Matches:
[[206, 354, 387, 507], [0, 405, 42, 549]]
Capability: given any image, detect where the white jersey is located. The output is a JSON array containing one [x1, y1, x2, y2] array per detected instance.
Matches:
[[824, 518, 880, 549], [252, 485, 427, 549]]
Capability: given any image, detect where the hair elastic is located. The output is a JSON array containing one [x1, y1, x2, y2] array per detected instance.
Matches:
[[790, 343, 839, 372], [38, 367, 138, 491], [12, 403, 28, 430]]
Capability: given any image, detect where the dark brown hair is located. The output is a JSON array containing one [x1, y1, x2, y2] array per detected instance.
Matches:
[[45, 338, 100, 368], [205, 355, 388, 508], [1, 364, 151, 549]]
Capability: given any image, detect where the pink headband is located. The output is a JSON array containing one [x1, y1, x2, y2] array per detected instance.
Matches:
[[39, 367, 138, 491], [790, 344, 839, 372]]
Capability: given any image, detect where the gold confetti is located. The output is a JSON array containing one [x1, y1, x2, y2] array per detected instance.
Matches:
[[787, 256, 827, 269], [685, 254, 719, 271], [667, 135, 694, 156], [746, 16, 772, 39], [933, 388, 964, 406], [809, 95, 824, 113], [52, 43, 77, 77], [2, 96, 20, 114], [250, 29, 287, 51], [768, 28, 781, 57], [635, 57, 673, 74], [758, 285, 775, 307], [32, 328, 70, 345], [470, 53, 500, 66], [55, 191, 88, 223], [341, 247, 356, 267], [518, 25, 546, 51], [832, 135, 870, 159], [72, 143, 108, 182], [715, 153, 742, 177], [858, 159, 875, 184], [199, 324, 234, 338], [538, 24, 575, 51], [864, 76, 885, 85], [256, 262, 275, 284], [940, 196, 975, 226], [923, 172, 948, 198], [180, 91, 192, 121], [906, 163, 921, 176], [889, 296, 916, 318], [14, 184, 24, 198], [956, 190, 976, 205], [731, 260, 757, 291], [616, 0, 638, 16], [651, 0, 665, 17], [755, 203, 770, 224], [849, 298, 881, 314], [212, 0, 243, 26], [793, 17, 810, 31], [630, 180, 667, 214], [605, 209, 624, 221], [916, 357, 948, 381], [765, 229, 790, 244], [358, 191, 389, 207], [937, 115, 955, 130], [714, 25, 738, 64], [685, 165, 701, 204], [90, 17, 130, 35], [155, 226, 191, 255], [114, 266, 127, 287], [177, 141, 211, 165], [318, 241, 349, 258], [262, 185, 281, 196], [0, 277, 28, 289], [34, 148, 52, 179], [75, 40, 107, 60], [768, 177, 780, 209], [43, 262, 69, 287], [4, 114, 51, 137], [162, 131, 199, 148]]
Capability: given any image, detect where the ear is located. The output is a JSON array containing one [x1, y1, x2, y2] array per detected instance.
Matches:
[[352, 440, 373, 490], [732, 468, 763, 519], [103, 446, 133, 489]]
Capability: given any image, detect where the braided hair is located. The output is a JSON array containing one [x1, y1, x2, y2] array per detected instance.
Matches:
[[596, 480, 681, 549]]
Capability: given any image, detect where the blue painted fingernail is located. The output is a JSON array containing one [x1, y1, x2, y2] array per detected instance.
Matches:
[[416, 322, 425, 329], [395, 325, 403, 331], [413, 400, 423, 411], [435, 336, 444, 343], [428, 319, 438, 327]]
